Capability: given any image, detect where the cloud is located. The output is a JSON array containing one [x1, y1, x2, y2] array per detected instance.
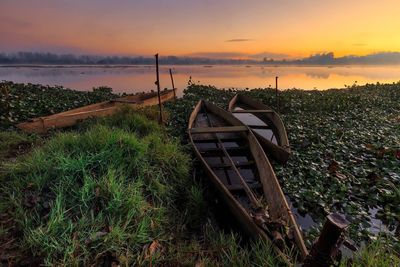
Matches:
[[0, 16, 32, 30], [249, 52, 290, 60], [187, 51, 290, 60], [225, 38, 253, 42], [186, 52, 248, 59]]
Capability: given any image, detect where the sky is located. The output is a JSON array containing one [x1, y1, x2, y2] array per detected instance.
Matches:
[[1, 0, 400, 59]]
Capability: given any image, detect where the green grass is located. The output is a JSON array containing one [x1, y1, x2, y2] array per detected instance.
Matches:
[[0, 108, 286, 266], [0, 110, 186, 265], [340, 237, 400, 267], [0, 131, 36, 162]]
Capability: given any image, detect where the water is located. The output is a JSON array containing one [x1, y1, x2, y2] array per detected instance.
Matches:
[[1, 65, 400, 95], [232, 110, 278, 144]]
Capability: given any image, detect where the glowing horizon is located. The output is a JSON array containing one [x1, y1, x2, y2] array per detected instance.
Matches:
[[1, 0, 400, 59]]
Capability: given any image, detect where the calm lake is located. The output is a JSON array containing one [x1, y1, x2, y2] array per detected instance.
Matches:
[[1, 65, 400, 95]]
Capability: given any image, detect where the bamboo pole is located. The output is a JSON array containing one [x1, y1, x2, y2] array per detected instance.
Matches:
[[154, 54, 163, 123], [169, 68, 176, 100], [275, 76, 279, 113]]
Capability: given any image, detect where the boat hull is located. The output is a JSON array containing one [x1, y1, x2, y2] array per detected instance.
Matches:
[[188, 100, 307, 262], [16, 89, 175, 133], [228, 94, 291, 164]]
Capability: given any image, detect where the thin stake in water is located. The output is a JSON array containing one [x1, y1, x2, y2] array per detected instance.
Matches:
[[275, 76, 279, 113], [169, 68, 176, 100], [154, 53, 163, 123]]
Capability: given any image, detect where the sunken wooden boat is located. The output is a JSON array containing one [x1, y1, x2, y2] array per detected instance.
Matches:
[[188, 100, 308, 262], [228, 94, 291, 164], [16, 89, 175, 134]]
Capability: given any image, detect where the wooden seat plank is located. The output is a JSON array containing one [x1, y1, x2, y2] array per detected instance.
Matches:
[[190, 126, 248, 134], [209, 161, 255, 169], [232, 110, 274, 113]]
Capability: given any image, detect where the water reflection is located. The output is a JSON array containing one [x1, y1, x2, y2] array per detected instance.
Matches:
[[1, 65, 400, 95]]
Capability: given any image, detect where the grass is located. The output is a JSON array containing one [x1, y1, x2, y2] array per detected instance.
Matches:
[[0, 109, 186, 265], [0, 107, 286, 266], [0, 131, 36, 162], [1, 81, 399, 265], [340, 237, 400, 267]]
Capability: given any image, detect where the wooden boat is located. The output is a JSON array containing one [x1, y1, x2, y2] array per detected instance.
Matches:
[[16, 89, 175, 133], [188, 100, 308, 263], [228, 94, 291, 164]]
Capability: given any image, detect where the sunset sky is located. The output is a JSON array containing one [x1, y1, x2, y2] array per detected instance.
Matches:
[[1, 0, 400, 59]]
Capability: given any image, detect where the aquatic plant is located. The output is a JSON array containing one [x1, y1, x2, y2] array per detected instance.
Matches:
[[0, 81, 118, 130]]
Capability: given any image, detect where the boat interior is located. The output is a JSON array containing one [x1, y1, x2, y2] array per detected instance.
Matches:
[[191, 103, 266, 213], [230, 103, 280, 145]]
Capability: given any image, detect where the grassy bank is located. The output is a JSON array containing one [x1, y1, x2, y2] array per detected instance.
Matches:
[[0, 107, 285, 266]]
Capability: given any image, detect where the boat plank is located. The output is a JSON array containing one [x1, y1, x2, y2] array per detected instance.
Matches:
[[16, 89, 175, 133], [228, 94, 291, 164], [232, 109, 274, 113], [190, 126, 248, 134]]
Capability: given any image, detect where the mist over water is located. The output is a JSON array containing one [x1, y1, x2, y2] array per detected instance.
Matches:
[[1, 65, 400, 96]]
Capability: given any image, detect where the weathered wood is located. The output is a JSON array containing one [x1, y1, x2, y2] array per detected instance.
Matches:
[[231, 109, 274, 113], [228, 94, 291, 164], [276, 76, 279, 112], [16, 89, 175, 134], [246, 125, 271, 129], [209, 161, 255, 169], [188, 100, 308, 263], [272, 230, 285, 250], [226, 182, 262, 191], [303, 213, 350, 267], [110, 99, 143, 104], [154, 53, 163, 123], [190, 126, 248, 134], [199, 148, 250, 157], [193, 137, 243, 143], [201, 103, 261, 208], [169, 68, 176, 100]]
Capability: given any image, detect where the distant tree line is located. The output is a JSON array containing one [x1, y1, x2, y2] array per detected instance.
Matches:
[[1, 51, 400, 65]]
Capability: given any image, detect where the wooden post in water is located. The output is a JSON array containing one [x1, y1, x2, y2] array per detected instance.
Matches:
[[154, 54, 163, 123], [169, 68, 176, 100], [275, 76, 279, 113], [303, 213, 350, 267]]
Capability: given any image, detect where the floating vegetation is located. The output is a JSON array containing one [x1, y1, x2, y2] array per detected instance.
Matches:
[[0, 81, 119, 130], [165, 83, 400, 250]]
